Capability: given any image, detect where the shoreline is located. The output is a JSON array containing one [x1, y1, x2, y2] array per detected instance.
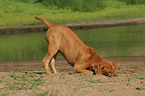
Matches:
[[0, 18, 145, 34], [0, 57, 144, 72]]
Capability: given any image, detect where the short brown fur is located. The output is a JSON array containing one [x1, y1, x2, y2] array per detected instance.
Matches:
[[35, 16, 120, 76]]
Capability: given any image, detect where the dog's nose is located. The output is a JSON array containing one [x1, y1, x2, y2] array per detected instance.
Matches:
[[112, 73, 118, 76]]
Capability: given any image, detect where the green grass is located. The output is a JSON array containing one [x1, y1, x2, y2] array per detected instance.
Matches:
[[0, 0, 145, 27], [8, 72, 44, 90], [105, 89, 115, 93], [0, 71, 58, 96], [0, 24, 145, 62], [131, 74, 144, 80]]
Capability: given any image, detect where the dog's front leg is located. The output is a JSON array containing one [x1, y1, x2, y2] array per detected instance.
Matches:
[[73, 63, 93, 74]]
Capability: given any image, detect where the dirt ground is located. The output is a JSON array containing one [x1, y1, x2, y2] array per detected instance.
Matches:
[[0, 57, 145, 96]]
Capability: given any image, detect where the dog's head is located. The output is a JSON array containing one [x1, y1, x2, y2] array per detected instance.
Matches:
[[92, 60, 120, 77], [99, 61, 120, 77]]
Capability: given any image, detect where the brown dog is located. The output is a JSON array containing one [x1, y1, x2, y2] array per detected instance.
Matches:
[[35, 16, 120, 76]]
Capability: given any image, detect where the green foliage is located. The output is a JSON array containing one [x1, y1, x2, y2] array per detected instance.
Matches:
[[119, 0, 145, 5], [0, 0, 145, 26], [40, 0, 107, 12], [14, 0, 145, 12]]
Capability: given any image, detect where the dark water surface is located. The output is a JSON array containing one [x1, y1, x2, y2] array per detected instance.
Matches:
[[0, 24, 145, 62]]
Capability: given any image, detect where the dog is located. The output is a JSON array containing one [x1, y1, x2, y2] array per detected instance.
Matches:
[[35, 16, 120, 77]]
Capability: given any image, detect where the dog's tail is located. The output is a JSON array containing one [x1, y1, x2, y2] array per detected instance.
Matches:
[[35, 16, 52, 28]]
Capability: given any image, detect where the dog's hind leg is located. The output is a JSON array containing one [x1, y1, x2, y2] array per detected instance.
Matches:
[[43, 43, 60, 74], [42, 54, 53, 75], [42, 46, 59, 75], [49, 53, 58, 74], [43, 30, 60, 74]]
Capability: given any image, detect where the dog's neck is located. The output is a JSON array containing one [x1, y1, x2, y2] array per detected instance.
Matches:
[[87, 44, 104, 66], [92, 53, 104, 65]]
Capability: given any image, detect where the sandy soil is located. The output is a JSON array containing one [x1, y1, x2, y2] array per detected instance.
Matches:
[[0, 57, 145, 96]]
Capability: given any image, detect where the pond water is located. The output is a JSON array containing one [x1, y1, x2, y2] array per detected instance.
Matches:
[[0, 24, 145, 62]]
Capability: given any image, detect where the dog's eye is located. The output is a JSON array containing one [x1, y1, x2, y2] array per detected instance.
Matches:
[[102, 67, 105, 69], [108, 71, 111, 73], [94, 66, 97, 68]]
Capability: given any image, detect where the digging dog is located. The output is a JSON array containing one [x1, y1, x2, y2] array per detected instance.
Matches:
[[35, 16, 120, 77]]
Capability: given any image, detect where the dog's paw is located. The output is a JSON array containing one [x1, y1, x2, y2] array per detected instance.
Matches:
[[55, 72, 61, 75]]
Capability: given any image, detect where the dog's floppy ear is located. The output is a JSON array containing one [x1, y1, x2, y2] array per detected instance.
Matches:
[[111, 61, 120, 70]]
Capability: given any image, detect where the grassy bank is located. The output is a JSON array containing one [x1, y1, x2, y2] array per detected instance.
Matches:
[[0, 0, 145, 27], [0, 24, 145, 62]]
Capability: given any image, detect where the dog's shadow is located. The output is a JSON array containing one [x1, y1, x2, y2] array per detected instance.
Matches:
[[24, 71, 46, 75]]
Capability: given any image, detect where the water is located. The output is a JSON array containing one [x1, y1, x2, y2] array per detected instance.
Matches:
[[0, 24, 145, 62], [77, 24, 145, 58]]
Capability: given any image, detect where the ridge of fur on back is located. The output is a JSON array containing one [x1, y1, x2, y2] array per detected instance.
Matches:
[[35, 16, 53, 28]]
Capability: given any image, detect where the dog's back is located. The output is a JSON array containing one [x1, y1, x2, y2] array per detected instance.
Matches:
[[48, 25, 88, 65], [35, 16, 88, 65]]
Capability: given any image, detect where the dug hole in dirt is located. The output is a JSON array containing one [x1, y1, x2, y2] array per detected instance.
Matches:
[[0, 57, 145, 96]]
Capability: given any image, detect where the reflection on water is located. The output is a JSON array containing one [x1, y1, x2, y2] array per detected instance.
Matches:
[[0, 24, 145, 61], [77, 24, 145, 57]]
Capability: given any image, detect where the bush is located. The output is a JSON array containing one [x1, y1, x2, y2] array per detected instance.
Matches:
[[39, 0, 107, 12], [15, 0, 123, 12], [14, 0, 145, 12], [119, 0, 145, 5]]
